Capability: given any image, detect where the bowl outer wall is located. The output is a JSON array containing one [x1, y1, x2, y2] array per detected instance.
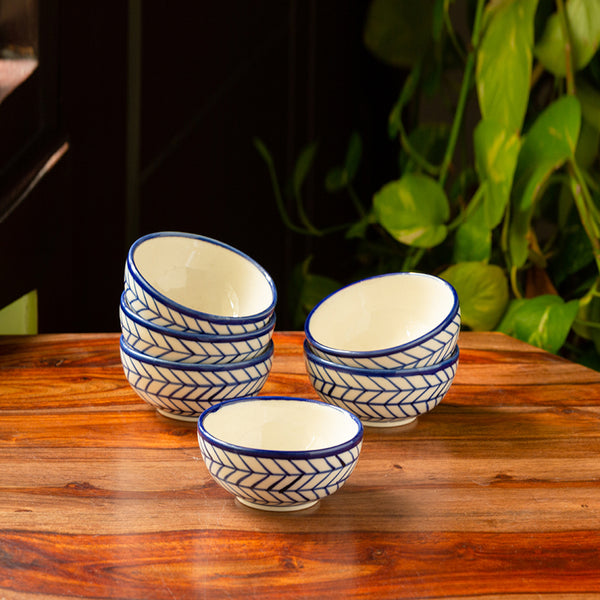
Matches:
[[119, 290, 276, 343], [303, 339, 460, 378], [119, 334, 274, 371]]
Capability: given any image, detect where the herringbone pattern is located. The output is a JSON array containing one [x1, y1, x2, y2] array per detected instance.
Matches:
[[120, 340, 272, 418], [305, 349, 458, 425], [198, 436, 362, 508], [119, 305, 272, 364], [311, 311, 461, 370]]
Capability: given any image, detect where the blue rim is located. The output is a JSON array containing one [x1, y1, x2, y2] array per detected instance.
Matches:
[[197, 396, 364, 459], [127, 232, 277, 325], [304, 339, 459, 376], [304, 272, 459, 359], [120, 335, 273, 370], [120, 291, 275, 342]]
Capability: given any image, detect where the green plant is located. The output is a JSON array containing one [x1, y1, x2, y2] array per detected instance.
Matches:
[[256, 0, 600, 368]]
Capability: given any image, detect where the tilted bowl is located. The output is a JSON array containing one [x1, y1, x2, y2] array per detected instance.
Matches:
[[119, 292, 275, 364], [304, 340, 459, 427], [124, 232, 277, 335], [119, 336, 273, 421], [305, 272, 460, 370], [197, 396, 363, 511]]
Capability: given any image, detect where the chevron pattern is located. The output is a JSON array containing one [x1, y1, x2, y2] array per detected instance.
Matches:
[[305, 350, 458, 425], [311, 311, 461, 370], [124, 269, 273, 335], [198, 436, 362, 509], [119, 305, 273, 365], [120, 341, 272, 418]]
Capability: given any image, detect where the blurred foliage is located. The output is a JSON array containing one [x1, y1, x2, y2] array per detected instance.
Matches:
[[256, 0, 600, 369]]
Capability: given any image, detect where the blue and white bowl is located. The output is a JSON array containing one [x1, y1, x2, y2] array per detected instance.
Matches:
[[305, 272, 460, 370], [125, 232, 277, 335], [197, 396, 363, 511], [120, 336, 273, 421], [119, 292, 275, 365], [304, 340, 459, 427]]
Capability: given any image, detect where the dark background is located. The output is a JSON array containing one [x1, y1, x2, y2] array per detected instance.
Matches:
[[0, 1, 401, 332]]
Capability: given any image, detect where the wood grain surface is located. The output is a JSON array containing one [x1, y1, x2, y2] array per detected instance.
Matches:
[[1, 331, 600, 599]]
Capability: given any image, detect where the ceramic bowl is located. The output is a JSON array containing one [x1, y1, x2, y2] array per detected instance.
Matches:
[[119, 336, 273, 421], [304, 340, 459, 427], [197, 396, 363, 511], [119, 292, 275, 364], [305, 272, 460, 370], [124, 232, 277, 335]]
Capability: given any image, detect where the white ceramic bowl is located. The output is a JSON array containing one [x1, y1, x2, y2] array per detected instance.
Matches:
[[124, 232, 277, 335], [120, 336, 273, 421], [304, 340, 459, 427], [119, 292, 275, 364], [305, 272, 460, 370], [197, 396, 363, 511]]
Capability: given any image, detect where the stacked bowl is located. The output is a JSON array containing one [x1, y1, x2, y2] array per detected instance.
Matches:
[[119, 231, 277, 421], [303, 272, 461, 427]]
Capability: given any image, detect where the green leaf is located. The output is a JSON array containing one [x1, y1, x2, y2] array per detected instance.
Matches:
[[454, 191, 493, 262], [508, 95, 582, 269], [476, 0, 537, 133], [440, 262, 509, 331], [534, 0, 600, 76], [363, 0, 436, 68], [454, 218, 492, 263], [474, 119, 522, 229], [498, 295, 580, 354], [508, 204, 535, 270], [293, 142, 318, 198], [373, 173, 450, 248], [513, 95, 581, 211]]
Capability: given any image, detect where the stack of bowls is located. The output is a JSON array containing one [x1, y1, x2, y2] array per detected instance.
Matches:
[[303, 272, 460, 427], [119, 231, 277, 422]]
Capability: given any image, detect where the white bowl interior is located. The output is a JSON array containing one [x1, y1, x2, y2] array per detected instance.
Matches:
[[133, 235, 273, 317], [308, 274, 455, 352], [203, 399, 360, 452]]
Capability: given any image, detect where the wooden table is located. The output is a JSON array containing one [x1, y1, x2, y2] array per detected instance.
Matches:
[[1, 331, 600, 599]]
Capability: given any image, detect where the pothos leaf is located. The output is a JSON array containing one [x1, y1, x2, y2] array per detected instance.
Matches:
[[534, 0, 600, 76], [373, 173, 449, 248], [474, 119, 522, 229], [509, 95, 582, 269], [498, 295, 580, 354], [440, 262, 509, 331], [476, 0, 537, 133]]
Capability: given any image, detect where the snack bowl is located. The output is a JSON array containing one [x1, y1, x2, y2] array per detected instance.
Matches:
[[119, 336, 273, 421], [197, 396, 363, 511], [305, 272, 460, 370], [119, 292, 275, 364], [304, 340, 459, 427], [124, 232, 277, 335]]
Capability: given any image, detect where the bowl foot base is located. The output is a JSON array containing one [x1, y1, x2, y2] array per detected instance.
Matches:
[[156, 408, 199, 422], [364, 416, 417, 428], [236, 498, 319, 512]]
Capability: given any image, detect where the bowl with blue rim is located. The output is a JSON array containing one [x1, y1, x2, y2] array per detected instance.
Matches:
[[197, 396, 363, 511]]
